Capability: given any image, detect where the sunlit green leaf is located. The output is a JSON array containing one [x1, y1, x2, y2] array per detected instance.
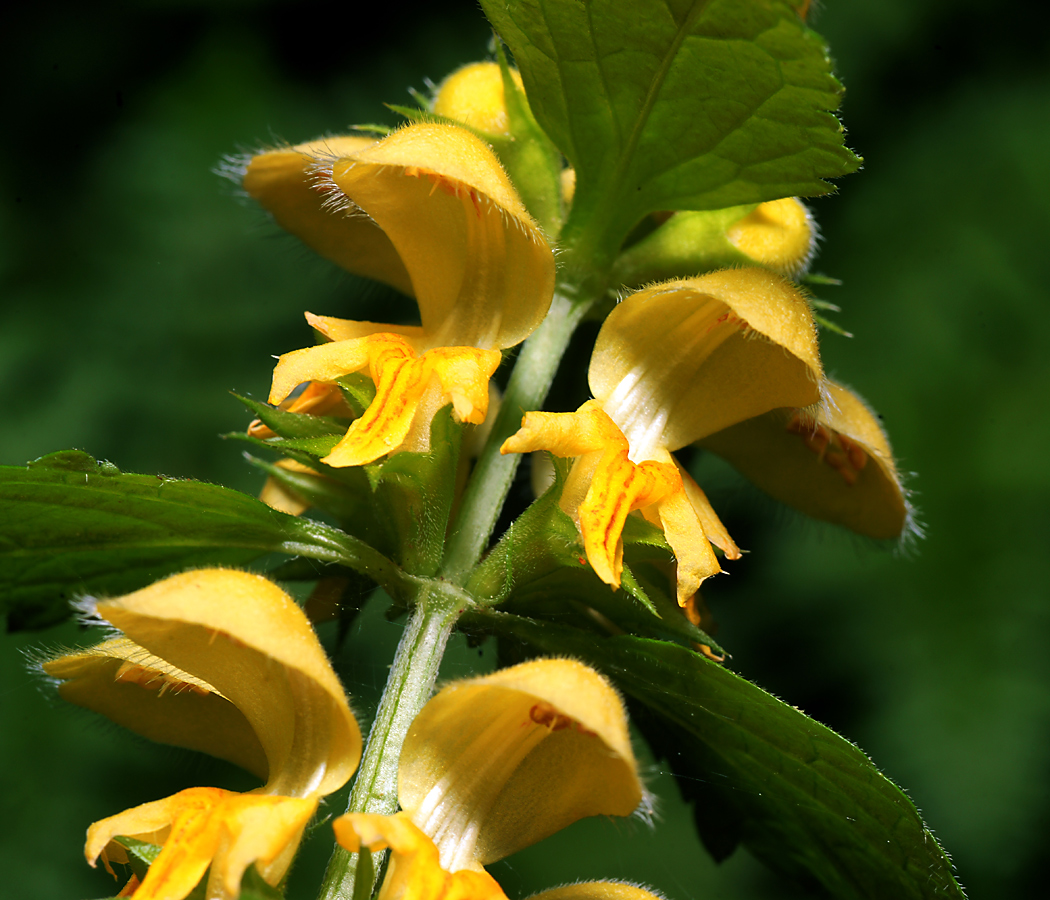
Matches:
[[0, 451, 403, 629], [481, 0, 860, 258]]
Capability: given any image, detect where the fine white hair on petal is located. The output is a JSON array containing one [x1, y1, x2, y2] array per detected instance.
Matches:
[[521, 881, 670, 900], [213, 150, 255, 188], [71, 593, 106, 628]]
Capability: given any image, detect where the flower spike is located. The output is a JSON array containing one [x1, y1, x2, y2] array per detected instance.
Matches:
[[44, 569, 361, 900], [244, 123, 555, 466]]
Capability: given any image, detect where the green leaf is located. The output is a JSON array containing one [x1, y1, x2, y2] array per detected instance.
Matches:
[[232, 393, 347, 439], [112, 836, 162, 882], [0, 451, 404, 629], [244, 454, 374, 535], [239, 866, 285, 900], [109, 837, 208, 899], [369, 406, 464, 576], [474, 612, 965, 900], [481, 0, 861, 258]]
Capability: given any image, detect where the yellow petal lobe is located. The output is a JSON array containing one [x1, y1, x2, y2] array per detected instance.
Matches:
[[43, 638, 268, 780], [86, 787, 316, 900], [646, 485, 722, 605], [329, 124, 554, 350], [91, 569, 361, 798], [274, 332, 501, 468], [590, 269, 824, 453], [700, 382, 912, 540], [334, 813, 506, 900], [258, 459, 319, 516], [503, 403, 724, 600], [433, 62, 524, 137], [727, 198, 815, 277], [398, 658, 642, 868]]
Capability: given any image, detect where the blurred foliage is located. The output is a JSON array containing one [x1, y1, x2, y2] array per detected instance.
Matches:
[[2, 1, 1048, 899]]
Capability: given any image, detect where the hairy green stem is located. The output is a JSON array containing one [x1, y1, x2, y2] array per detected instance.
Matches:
[[318, 587, 461, 900], [440, 288, 592, 581]]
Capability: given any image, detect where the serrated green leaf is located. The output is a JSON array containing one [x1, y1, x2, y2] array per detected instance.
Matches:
[[474, 613, 965, 900], [481, 0, 861, 259], [0, 451, 404, 629]]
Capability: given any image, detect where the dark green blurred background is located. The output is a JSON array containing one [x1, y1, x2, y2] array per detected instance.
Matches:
[[2, 1, 1048, 898]]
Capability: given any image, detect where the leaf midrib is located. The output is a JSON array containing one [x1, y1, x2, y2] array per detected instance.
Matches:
[[608, 0, 716, 200]]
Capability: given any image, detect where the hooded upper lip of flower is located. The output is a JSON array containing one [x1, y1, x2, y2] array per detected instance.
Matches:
[[237, 122, 556, 468], [42, 568, 361, 900], [699, 379, 915, 541], [502, 267, 826, 604], [331, 658, 651, 900]]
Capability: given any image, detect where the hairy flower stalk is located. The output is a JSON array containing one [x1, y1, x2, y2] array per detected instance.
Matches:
[[318, 584, 464, 900]]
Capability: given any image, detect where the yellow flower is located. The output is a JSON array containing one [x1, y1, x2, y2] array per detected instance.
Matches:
[[699, 380, 913, 540], [432, 62, 524, 137], [612, 198, 817, 287], [240, 123, 555, 467], [332, 658, 652, 900], [43, 569, 361, 900], [502, 268, 825, 604]]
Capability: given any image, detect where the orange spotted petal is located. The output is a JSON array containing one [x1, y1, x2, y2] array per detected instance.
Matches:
[[86, 787, 316, 900], [397, 659, 641, 869], [576, 443, 680, 591], [700, 381, 913, 540], [503, 403, 722, 600], [286, 334, 501, 468]]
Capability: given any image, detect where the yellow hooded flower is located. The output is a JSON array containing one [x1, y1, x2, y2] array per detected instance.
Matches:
[[332, 658, 649, 900], [699, 380, 913, 540], [502, 268, 825, 604], [241, 123, 555, 468], [43, 569, 361, 900]]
